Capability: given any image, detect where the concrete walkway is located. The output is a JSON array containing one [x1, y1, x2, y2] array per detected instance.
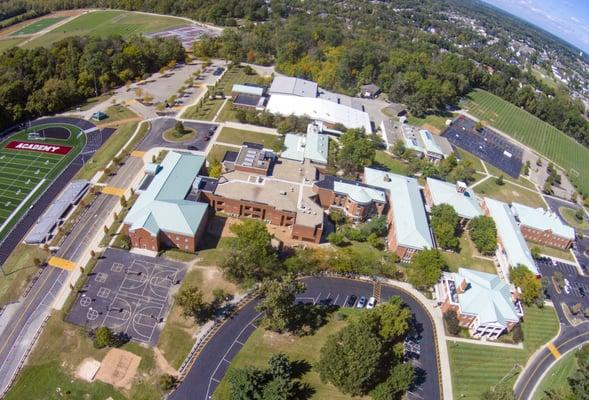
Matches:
[[446, 336, 524, 349]]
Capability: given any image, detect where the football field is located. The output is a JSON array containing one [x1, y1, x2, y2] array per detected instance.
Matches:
[[0, 123, 85, 239], [461, 89, 589, 195]]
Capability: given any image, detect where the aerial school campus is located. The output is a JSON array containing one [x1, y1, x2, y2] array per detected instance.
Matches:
[[0, 4, 588, 400]]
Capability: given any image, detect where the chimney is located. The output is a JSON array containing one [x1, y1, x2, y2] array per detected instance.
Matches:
[[456, 181, 467, 193]]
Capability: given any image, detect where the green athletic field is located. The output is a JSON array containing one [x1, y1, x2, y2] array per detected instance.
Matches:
[[461, 89, 589, 195], [0, 123, 85, 240], [10, 17, 65, 36], [23, 10, 189, 48]]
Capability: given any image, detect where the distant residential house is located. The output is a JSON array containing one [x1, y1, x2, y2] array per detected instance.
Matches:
[[510, 202, 575, 250], [364, 168, 433, 262], [483, 197, 538, 278], [359, 83, 381, 98], [436, 268, 524, 340], [313, 176, 387, 222], [282, 122, 329, 165], [423, 178, 482, 225]]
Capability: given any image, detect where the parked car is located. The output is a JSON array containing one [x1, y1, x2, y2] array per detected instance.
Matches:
[[187, 145, 199, 151], [346, 295, 357, 307], [366, 297, 376, 309], [564, 285, 571, 294], [564, 278, 571, 287], [356, 296, 367, 308]]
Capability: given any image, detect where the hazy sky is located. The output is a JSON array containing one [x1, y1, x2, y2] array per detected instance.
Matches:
[[483, 0, 589, 53]]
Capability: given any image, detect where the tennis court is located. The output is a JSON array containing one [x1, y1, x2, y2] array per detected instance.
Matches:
[[0, 123, 85, 237]]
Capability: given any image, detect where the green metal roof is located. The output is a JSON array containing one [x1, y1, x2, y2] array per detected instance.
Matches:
[[455, 268, 520, 326], [426, 177, 482, 219], [124, 151, 208, 237]]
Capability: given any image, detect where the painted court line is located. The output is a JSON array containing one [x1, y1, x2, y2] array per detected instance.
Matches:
[[547, 343, 561, 359]]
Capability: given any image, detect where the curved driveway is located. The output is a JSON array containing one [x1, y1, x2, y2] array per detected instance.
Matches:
[[170, 276, 440, 400]]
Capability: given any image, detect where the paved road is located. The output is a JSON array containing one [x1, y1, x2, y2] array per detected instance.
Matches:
[[170, 277, 440, 400], [137, 117, 217, 152], [515, 323, 589, 400]]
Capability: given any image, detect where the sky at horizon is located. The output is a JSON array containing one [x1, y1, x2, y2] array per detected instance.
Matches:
[[483, 0, 589, 53]]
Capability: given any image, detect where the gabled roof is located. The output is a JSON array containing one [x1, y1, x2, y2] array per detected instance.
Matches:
[[510, 202, 575, 241], [124, 151, 208, 237], [455, 268, 520, 326], [364, 168, 433, 250], [484, 198, 538, 275], [426, 178, 482, 220]]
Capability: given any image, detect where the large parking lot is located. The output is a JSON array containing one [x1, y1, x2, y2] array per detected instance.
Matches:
[[66, 248, 186, 345], [537, 257, 589, 309]]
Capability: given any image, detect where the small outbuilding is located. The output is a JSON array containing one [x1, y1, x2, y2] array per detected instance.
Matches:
[[359, 83, 381, 98]]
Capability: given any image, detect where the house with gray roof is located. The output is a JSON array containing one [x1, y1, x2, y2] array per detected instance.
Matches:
[[123, 151, 209, 252], [483, 197, 538, 278], [511, 202, 575, 250], [437, 268, 523, 339], [363, 167, 433, 262], [424, 178, 482, 223]]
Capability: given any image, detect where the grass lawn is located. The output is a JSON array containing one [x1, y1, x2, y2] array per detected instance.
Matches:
[[456, 148, 485, 172], [207, 144, 239, 163], [216, 127, 283, 150], [75, 121, 148, 180], [215, 99, 240, 123], [163, 127, 196, 142], [532, 349, 576, 400], [462, 89, 589, 196], [473, 178, 545, 208], [0, 244, 48, 306], [448, 305, 559, 399], [483, 161, 536, 190], [24, 10, 188, 48], [10, 16, 65, 36], [442, 234, 496, 274], [527, 242, 575, 262], [97, 105, 138, 125], [213, 308, 367, 400], [406, 114, 449, 132], [182, 98, 225, 121], [372, 150, 409, 175], [559, 206, 589, 230], [0, 37, 25, 52]]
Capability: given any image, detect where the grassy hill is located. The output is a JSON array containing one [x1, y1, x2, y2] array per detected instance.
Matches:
[[461, 89, 589, 196]]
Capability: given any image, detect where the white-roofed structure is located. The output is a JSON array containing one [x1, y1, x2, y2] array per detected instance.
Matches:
[[484, 197, 538, 277], [281, 122, 329, 164], [363, 167, 433, 261], [511, 202, 575, 250], [232, 84, 265, 97], [266, 94, 373, 133], [269, 76, 317, 97], [380, 120, 452, 163], [424, 178, 482, 222], [436, 268, 523, 339]]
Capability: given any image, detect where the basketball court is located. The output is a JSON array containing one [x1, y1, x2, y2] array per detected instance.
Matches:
[[66, 248, 186, 346]]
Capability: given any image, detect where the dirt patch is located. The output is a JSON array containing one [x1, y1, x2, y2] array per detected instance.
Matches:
[[95, 348, 141, 390], [263, 330, 296, 348], [75, 357, 101, 382], [200, 267, 238, 301], [153, 347, 178, 376], [511, 190, 520, 197], [422, 123, 441, 134]]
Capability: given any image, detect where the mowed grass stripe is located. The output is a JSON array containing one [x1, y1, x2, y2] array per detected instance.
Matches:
[[462, 89, 589, 194]]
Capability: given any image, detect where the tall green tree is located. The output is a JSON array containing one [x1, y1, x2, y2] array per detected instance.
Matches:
[[407, 249, 447, 289], [338, 128, 376, 174], [256, 274, 306, 333], [430, 204, 460, 251], [468, 216, 498, 255], [510, 265, 542, 305], [220, 219, 280, 283]]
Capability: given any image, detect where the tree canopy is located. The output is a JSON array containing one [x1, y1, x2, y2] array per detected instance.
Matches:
[[510, 265, 543, 306], [256, 274, 306, 333], [468, 216, 498, 255], [407, 249, 447, 289], [430, 204, 460, 251]]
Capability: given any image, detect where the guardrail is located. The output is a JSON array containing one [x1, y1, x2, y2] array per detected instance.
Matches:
[[0, 314, 50, 397]]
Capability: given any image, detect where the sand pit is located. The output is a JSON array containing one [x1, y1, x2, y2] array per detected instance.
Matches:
[[95, 348, 141, 390], [75, 358, 101, 382]]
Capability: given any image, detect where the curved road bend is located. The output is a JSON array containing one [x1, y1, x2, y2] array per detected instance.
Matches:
[[515, 322, 589, 400], [170, 276, 440, 400]]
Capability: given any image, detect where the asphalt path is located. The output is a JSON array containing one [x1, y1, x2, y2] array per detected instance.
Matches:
[[515, 323, 589, 400], [0, 117, 112, 265], [170, 277, 440, 400], [138, 117, 217, 152]]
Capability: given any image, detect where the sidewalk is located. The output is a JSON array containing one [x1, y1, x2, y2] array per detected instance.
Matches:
[[446, 336, 524, 349]]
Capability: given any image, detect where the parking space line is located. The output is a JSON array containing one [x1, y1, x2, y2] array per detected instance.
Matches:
[[333, 294, 340, 306], [342, 295, 349, 307], [235, 340, 244, 346], [313, 292, 321, 305]]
